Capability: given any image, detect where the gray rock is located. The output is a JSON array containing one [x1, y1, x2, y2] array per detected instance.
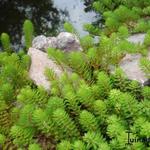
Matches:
[[32, 32, 82, 52], [32, 35, 47, 50], [119, 53, 147, 84], [127, 33, 146, 44], [28, 48, 63, 90], [29, 32, 82, 90], [111, 33, 149, 85], [56, 32, 82, 51], [46, 37, 58, 49], [29, 33, 149, 89]]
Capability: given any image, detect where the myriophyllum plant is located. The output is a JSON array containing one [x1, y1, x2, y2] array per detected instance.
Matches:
[[23, 19, 34, 50], [1, 33, 12, 53]]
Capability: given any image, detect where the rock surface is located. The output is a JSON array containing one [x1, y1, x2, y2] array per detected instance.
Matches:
[[57, 32, 82, 51], [28, 48, 63, 90], [32, 32, 82, 51], [29, 33, 149, 90], [119, 53, 148, 84], [127, 33, 146, 44], [32, 35, 47, 50], [119, 33, 149, 85]]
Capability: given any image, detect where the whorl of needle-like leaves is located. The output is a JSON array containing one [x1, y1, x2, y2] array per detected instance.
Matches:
[[17, 86, 49, 106], [46, 96, 65, 115], [107, 89, 139, 120], [110, 68, 130, 92], [0, 33, 12, 53], [56, 140, 72, 150], [79, 110, 99, 132], [23, 19, 34, 49], [142, 86, 150, 100], [28, 143, 42, 150], [32, 108, 54, 136], [10, 125, 35, 147], [77, 83, 95, 109], [140, 57, 150, 79], [96, 71, 112, 99], [83, 131, 104, 150], [52, 108, 80, 141]]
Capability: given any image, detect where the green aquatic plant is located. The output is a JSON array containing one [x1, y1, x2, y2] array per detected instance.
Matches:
[[80, 35, 94, 50], [0, 134, 6, 145], [23, 19, 34, 50], [28, 143, 42, 150], [73, 140, 86, 150], [118, 26, 129, 38], [64, 22, 76, 34], [87, 0, 150, 35], [144, 30, 150, 47], [0, 33, 12, 53], [0, 1, 150, 149], [79, 110, 99, 132], [140, 57, 150, 79], [142, 86, 150, 100], [56, 140, 72, 150], [84, 24, 101, 36], [134, 20, 150, 33]]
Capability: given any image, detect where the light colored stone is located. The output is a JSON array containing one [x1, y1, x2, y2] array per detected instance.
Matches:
[[32, 32, 82, 52], [29, 32, 81, 90], [110, 33, 150, 85], [28, 48, 63, 90], [46, 37, 58, 49], [32, 36, 58, 51], [127, 33, 146, 44], [119, 53, 147, 84], [56, 32, 82, 51], [29, 33, 149, 89], [32, 35, 47, 50]]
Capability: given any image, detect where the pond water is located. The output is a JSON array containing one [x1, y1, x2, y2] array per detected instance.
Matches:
[[0, 0, 98, 49]]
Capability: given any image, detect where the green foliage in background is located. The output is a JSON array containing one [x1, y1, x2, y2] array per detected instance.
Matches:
[[23, 20, 34, 50], [0, 33, 12, 53], [85, 0, 150, 35]]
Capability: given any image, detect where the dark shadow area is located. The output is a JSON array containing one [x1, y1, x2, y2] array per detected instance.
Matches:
[[0, 0, 62, 48]]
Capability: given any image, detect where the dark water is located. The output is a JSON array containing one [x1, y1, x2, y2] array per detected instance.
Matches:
[[0, 0, 98, 49]]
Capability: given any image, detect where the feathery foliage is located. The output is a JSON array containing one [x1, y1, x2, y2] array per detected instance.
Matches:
[[23, 20, 34, 50], [0, 1, 150, 149], [0, 33, 12, 53], [140, 57, 150, 79]]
